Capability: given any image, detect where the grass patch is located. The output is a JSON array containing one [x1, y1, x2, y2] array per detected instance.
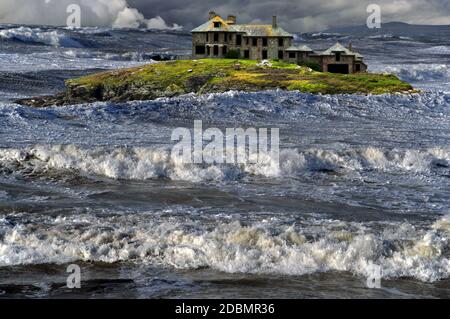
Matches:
[[66, 58, 414, 101]]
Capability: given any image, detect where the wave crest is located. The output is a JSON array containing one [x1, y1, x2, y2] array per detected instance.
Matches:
[[0, 212, 448, 282], [0, 145, 449, 182], [383, 64, 450, 82], [0, 27, 83, 47]]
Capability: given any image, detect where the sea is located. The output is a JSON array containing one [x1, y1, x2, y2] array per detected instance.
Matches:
[[0, 23, 449, 298]]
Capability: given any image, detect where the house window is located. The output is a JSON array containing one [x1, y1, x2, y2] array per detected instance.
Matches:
[[214, 22, 222, 28], [213, 45, 219, 56], [214, 33, 219, 42], [262, 38, 268, 47], [224, 33, 228, 42], [278, 50, 284, 59], [289, 52, 296, 58], [244, 50, 250, 59], [206, 33, 209, 42], [252, 38, 258, 46], [355, 64, 361, 72], [335, 52, 341, 62], [236, 35, 242, 46], [223, 46, 227, 55], [195, 46, 206, 55], [246, 38, 249, 45], [278, 38, 284, 47], [262, 50, 268, 59]]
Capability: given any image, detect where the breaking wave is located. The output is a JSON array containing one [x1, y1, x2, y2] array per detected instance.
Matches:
[[0, 145, 448, 182], [51, 90, 450, 125], [368, 34, 413, 41], [307, 32, 348, 39], [62, 49, 174, 61], [383, 64, 450, 82], [0, 27, 83, 48], [418, 46, 450, 55], [0, 211, 449, 282]]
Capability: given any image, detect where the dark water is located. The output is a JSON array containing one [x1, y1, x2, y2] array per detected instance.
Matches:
[[0, 24, 449, 299]]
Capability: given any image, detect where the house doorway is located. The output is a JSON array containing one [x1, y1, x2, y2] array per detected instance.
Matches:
[[278, 50, 284, 59], [213, 45, 219, 56], [328, 64, 349, 74], [262, 50, 268, 60]]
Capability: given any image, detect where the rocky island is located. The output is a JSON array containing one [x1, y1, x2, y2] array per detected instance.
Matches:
[[16, 59, 414, 107]]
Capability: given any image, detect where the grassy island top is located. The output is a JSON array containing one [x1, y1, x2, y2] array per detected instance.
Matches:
[[67, 59, 413, 99], [61, 59, 415, 104]]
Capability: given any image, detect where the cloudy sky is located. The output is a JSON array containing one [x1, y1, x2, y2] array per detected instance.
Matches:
[[0, 0, 449, 32]]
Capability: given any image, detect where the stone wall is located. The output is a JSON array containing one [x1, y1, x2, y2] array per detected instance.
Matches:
[[284, 52, 367, 74], [193, 33, 367, 74], [318, 55, 356, 73], [192, 32, 293, 60]]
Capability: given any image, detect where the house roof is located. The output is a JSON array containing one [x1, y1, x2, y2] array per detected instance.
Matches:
[[283, 42, 365, 61], [286, 45, 313, 52], [317, 42, 365, 60], [192, 16, 293, 37], [321, 42, 363, 57], [232, 25, 293, 37], [191, 16, 234, 32]]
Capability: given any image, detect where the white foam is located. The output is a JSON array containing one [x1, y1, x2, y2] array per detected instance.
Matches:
[[0, 212, 448, 282], [383, 64, 450, 82], [0, 145, 449, 182], [369, 34, 412, 41], [0, 27, 82, 47], [309, 32, 347, 39], [419, 46, 450, 55]]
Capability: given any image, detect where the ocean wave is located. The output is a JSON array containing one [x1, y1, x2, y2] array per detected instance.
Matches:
[[0, 145, 448, 182], [307, 32, 348, 39], [383, 64, 450, 82], [0, 191, 9, 200], [419, 46, 450, 55], [62, 50, 173, 62], [63, 26, 113, 37], [0, 27, 83, 48], [65, 90, 449, 125], [368, 34, 413, 41], [0, 211, 448, 282]]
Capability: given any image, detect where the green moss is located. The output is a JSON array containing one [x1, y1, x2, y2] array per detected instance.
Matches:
[[66, 59, 414, 101]]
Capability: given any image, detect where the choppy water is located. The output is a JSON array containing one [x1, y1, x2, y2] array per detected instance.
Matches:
[[0, 24, 449, 299]]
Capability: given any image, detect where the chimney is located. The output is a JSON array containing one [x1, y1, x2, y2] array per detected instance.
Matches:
[[227, 15, 237, 25], [272, 16, 277, 28], [208, 11, 218, 20], [348, 42, 353, 51]]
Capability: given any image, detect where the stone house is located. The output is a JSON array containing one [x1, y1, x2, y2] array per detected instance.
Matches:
[[285, 42, 367, 74], [191, 12, 294, 60], [191, 12, 367, 74]]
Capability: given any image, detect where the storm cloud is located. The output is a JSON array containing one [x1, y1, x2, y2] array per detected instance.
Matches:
[[0, 0, 181, 29], [0, 0, 449, 31], [127, 0, 450, 31]]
